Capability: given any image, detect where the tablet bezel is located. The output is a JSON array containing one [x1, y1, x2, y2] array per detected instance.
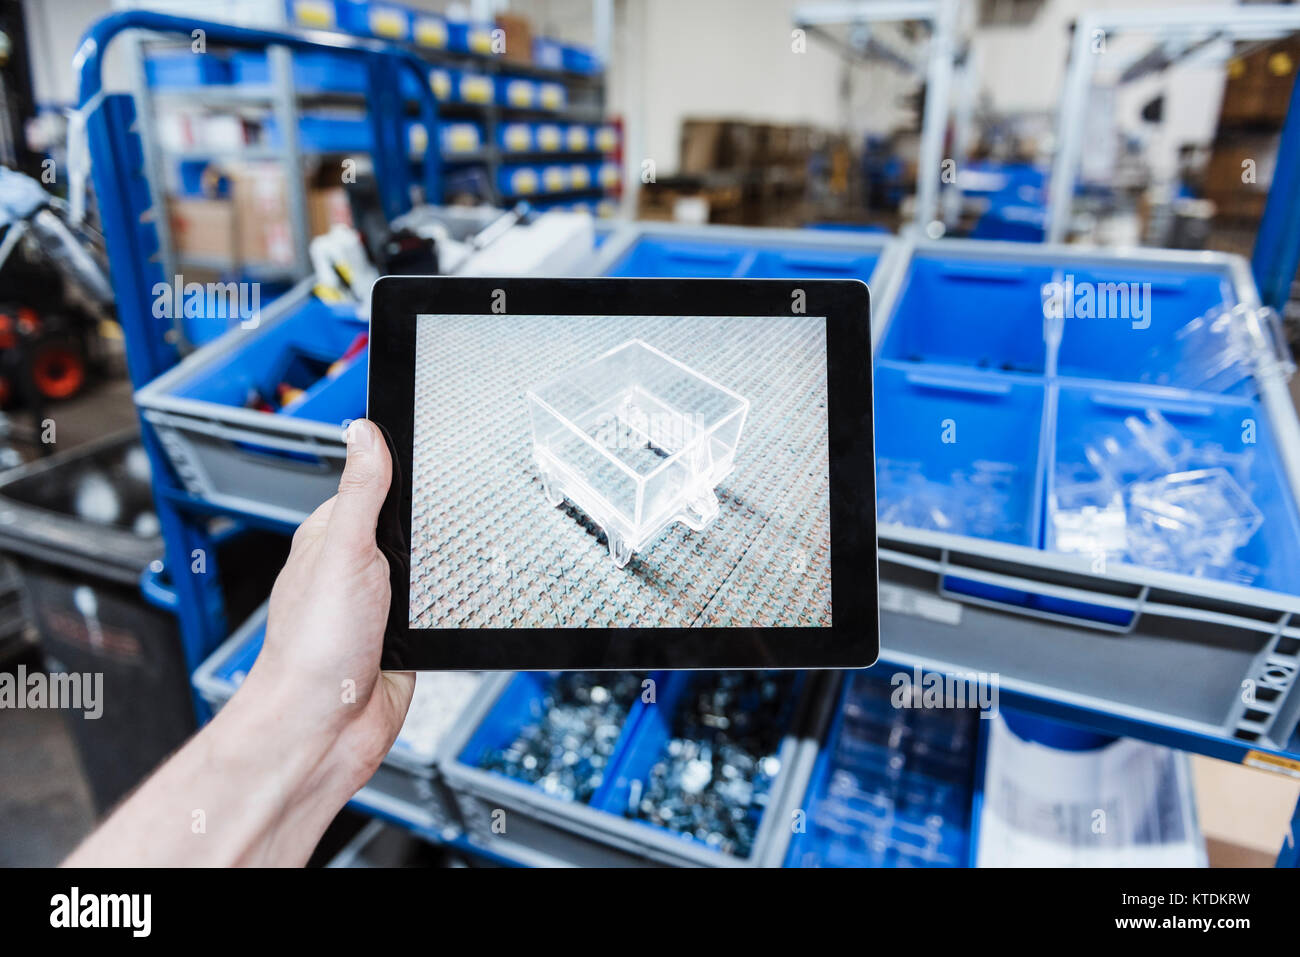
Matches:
[[368, 276, 876, 670]]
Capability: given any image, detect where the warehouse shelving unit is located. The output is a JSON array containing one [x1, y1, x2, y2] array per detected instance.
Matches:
[[120, 0, 618, 290], [80, 11, 1300, 867]]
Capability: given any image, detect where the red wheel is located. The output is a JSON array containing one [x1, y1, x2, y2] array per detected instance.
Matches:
[[30, 340, 87, 400]]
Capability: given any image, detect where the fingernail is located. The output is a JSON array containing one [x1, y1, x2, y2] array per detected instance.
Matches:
[[346, 419, 375, 450]]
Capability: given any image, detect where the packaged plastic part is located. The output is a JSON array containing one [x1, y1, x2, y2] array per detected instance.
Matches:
[[527, 339, 749, 567]]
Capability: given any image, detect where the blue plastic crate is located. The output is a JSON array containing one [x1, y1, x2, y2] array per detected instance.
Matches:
[[496, 75, 538, 110], [878, 254, 1057, 374], [170, 298, 368, 428], [561, 44, 601, 74], [231, 51, 367, 94], [874, 361, 1048, 548], [264, 114, 372, 153], [1054, 264, 1236, 388], [498, 122, 533, 153], [605, 237, 879, 281], [338, 0, 411, 41], [1047, 381, 1300, 599], [285, 0, 341, 30], [533, 37, 564, 70], [784, 670, 978, 868], [144, 52, 232, 88], [447, 18, 496, 55], [497, 164, 542, 198], [410, 11, 449, 49]]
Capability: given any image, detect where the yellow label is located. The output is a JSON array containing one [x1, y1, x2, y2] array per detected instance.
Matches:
[[293, 1, 335, 29], [1269, 52, 1294, 77], [371, 9, 406, 39], [446, 126, 478, 153], [536, 125, 562, 150], [1243, 750, 1300, 779], [570, 165, 591, 188], [595, 127, 617, 152], [503, 125, 531, 151], [408, 124, 428, 154], [462, 76, 493, 103], [506, 80, 535, 108], [543, 166, 568, 192], [539, 84, 564, 110], [512, 170, 538, 195], [416, 19, 448, 48], [599, 163, 620, 188], [566, 126, 590, 151], [469, 27, 494, 54], [430, 71, 451, 100]]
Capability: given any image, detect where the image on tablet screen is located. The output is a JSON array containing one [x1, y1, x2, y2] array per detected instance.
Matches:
[[408, 314, 830, 628]]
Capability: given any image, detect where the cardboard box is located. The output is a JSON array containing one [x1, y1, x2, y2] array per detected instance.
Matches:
[[495, 13, 533, 64], [169, 198, 236, 260], [228, 163, 353, 264], [1220, 35, 1300, 127]]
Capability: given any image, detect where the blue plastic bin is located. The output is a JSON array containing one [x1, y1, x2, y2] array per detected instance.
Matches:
[[498, 122, 533, 153], [411, 11, 449, 49], [533, 37, 564, 70], [170, 298, 368, 428], [496, 75, 538, 109], [447, 18, 495, 55], [338, 0, 411, 41], [784, 670, 978, 868], [873, 361, 1048, 548], [561, 44, 601, 74], [145, 53, 232, 88], [264, 114, 372, 153], [1047, 381, 1300, 598], [285, 0, 341, 30], [601, 671, 805, 859], [457, 672, 660, 805], [877, 254, 1056, 374], [231, 51, 367, 94], [1054, 264, 1235, 388]]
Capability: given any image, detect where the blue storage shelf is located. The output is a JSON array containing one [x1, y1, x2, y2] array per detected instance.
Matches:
[[784, 670, 979, 868], [230, 50, 367, 94], [145, 52, 232, 87]]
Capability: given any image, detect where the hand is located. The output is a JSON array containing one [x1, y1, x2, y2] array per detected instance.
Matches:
[[64, 419, 414, 867], [242, 417, 415, 792]]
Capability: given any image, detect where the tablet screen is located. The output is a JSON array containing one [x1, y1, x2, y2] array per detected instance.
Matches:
[[408, 313, 831, 629]]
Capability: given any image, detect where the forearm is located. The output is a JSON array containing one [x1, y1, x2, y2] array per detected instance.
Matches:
[[63, 677, 358, 868]]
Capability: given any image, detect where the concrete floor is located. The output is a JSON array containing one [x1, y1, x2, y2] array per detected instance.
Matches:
[[0, 374, 137, 865]]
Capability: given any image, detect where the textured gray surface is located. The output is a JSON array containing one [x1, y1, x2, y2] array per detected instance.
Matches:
[[409, 315, 831, 628]]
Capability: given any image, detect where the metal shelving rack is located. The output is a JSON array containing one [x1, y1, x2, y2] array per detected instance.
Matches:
[[120, 0, 616, 287]]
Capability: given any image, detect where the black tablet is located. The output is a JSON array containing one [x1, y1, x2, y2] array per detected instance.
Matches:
[[368, 277, 876, 671]]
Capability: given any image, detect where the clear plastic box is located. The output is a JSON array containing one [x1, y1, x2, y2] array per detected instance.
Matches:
[[526, 339, 750, 567]]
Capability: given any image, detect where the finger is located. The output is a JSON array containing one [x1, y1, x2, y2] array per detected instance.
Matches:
[[326, 419, 392, 552]]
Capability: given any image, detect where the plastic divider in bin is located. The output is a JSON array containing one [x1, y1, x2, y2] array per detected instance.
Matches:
[[873, 361, 1048, 549], [783, 670, 978, 868], [606, 237, 880, 280], [1046, 380, 1300, 600], [877, 255, 1057, 374], [1054, 264, 1238, 390]]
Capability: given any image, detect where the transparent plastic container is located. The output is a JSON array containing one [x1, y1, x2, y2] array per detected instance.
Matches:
[[526, 339, 750, 567]]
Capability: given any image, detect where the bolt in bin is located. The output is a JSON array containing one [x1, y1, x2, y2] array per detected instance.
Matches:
[[135, 284, 368, 527]]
